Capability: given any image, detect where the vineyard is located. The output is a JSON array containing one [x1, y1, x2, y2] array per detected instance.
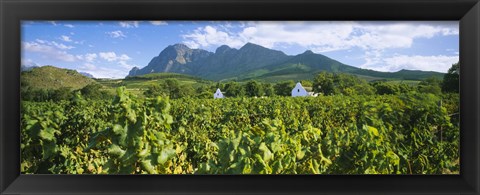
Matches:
[[21, 87, 459, 174]]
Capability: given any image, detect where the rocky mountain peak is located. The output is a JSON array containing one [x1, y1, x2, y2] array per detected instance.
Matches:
[[215, 45, 233, 54], [303, 50, 314, 55]]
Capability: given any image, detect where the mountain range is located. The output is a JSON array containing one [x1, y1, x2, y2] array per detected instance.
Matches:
[[129, 42, 444, 82]]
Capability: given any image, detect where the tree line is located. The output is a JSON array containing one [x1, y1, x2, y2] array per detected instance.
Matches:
[[21, 62, 459, 101]]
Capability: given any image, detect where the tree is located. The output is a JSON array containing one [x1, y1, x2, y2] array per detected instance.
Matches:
[[301, 80, 313, 87], [245, 80, 263, 97], [313, 72, 374, 95], [195, 85, 212, 99], [80, 83, 109, 99], [313, 72, 335, 95], [274, 80, 295, 96], [164, 79, 182, 99], [144, 83, 168, 98], [52, 87, 74, 101], [442, 62, 459, 93], [178, 84, 195, 99], [372, 82, 401, 95], [418, 77, 442, 95], [224, 81, 245, 97], [262, 83, 275, 96]]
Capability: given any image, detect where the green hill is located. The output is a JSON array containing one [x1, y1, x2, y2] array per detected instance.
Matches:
[[21, 66, 95, 90]]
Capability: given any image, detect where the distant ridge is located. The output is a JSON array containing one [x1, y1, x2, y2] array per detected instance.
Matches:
[[128, 43, 444, 81]]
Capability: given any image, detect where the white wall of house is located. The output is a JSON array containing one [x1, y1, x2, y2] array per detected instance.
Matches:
[[214, 88, 224, 99], [292, 82, 308, 97]]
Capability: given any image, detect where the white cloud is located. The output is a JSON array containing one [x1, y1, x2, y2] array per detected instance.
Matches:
[[106, 30, 126, 38], [118, 54, 131, 61], [74, 40, 85, 45], [60, 35, 73, 42], [150, 21, 168, 25], [84, 53, 97, 62], [51, 41, 75, 50], [181, 21, 458, 53], [361, 54, 459, 73], [64, 24, 74, 28], [182, 25, 246, 48], [119, 21, 139, 28], [49, 21, 57, 26], [21, 58, 38, 67], [99, 52, 131, 62], [34, 39, 74, 50], [23, 41, 77, 62], [98, 52, 133, 69], [99, 52, 119, 62], [35, 39, 46, 44], [78, 52, 135, 78], [78, 63, 128, 78]]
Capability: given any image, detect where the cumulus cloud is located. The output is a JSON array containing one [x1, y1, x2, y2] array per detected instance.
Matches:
[[183, 25, 246, 48], [99, 52, 130, 61], [60, 35, 73, 42], [84, 53, 97, 62], [77, 63, 128, 78], [382, 55, 459, 73], [21, 58, 38, 67], [23, 41, 77, 62], [78, 52, 135, 78], [98, 52, 134, 69], [181, 21, 458, 52], [150, 21, 168, 25], [106, 30, 126, 38], [64, 24, 74, 28], [33, 39, 74, 50], [51, 41, 75, 50], [119, 21, 139, 28]]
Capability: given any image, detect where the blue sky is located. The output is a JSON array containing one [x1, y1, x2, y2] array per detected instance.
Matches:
[[22, 21, 459, 78]]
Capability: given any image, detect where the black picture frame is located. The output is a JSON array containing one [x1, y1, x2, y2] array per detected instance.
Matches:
[[1, 0, 479, 194]]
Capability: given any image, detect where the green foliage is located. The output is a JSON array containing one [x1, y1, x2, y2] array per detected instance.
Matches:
[[313, 72, 335, 95], [195, 85, 214, 99], [418, 77, 442, 95], [21, 89, 459, 174], [88, 87, 180, 174], [262, 83, 275, 96], [442, 62, 459, 93], [21, 87, 74, 102], [245, 80, 263, 97], [274, 80, 295, 96], [80, 84, 113, 100], [371, 82, 412, 95], [144, 79, 194, 99], [313, 72, 375, 96], [301, 80, 313, 87], [224, 82, 245, 97]]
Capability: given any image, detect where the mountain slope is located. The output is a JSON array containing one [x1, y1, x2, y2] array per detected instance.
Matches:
[[21, 66, 95, 90], [128, 43, 445, 82], [191, 43, 291, 80], [129, 44, 213, 76]]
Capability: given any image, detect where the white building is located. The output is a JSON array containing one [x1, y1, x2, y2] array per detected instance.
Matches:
[[291, 82, 308, 97], [214, 88, 224, 99]]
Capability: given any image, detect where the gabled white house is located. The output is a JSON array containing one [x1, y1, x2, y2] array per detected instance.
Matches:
[[214, 88, 224, 99], [292, 82, 308, 97]]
